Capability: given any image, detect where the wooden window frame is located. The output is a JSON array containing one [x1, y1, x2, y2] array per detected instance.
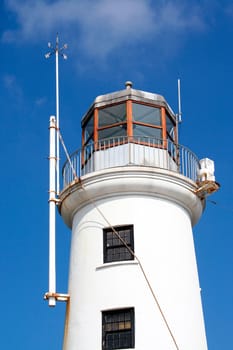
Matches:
[[94, 107, 98, 145], [161, 107, 167, 149], [131, 101, 166, 148], [81, 100, 178, 159], [103, 225, 134, 263], [127, 100, 133, 138], [98, 121, 128, 131], [102, 308, 135, 350], [97, 102, 127, 129]]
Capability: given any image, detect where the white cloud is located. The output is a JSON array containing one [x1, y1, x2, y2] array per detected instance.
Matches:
[[35, 97, 47, 106], [4, 74, 16, 89], [158, 2, 204, 31], [3, 74, 23, 101], [2, 0, 205, 58]]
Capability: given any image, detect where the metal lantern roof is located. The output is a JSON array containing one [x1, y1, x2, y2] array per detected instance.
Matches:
[[81, 82, 176, 126]]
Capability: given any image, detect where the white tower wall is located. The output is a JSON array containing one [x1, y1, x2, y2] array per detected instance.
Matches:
[[60, 167, 207, 350]]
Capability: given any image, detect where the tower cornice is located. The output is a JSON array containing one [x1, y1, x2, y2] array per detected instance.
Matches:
[[59, 166, 205, 228]]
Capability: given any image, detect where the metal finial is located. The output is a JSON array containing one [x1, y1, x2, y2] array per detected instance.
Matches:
[[125, 81, 133, 89]]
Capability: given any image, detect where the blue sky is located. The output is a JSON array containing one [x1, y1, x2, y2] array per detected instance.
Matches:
[[1, 0, 232, 349]]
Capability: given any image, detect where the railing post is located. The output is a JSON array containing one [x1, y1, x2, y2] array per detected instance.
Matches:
[[129, 137, 131, 164]]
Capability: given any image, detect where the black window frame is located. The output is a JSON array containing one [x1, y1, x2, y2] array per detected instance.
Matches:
[[103, 225, 134, 263], [102, 308, 135, 349]]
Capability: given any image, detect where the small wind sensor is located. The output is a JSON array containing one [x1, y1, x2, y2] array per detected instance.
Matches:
[[45, 34, 68, 60]]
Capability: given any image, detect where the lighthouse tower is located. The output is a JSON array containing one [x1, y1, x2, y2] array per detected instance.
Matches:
[[58, 82, 219, 350]]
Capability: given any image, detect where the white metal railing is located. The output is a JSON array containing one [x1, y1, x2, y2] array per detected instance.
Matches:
[[62, 136, 200, 189]]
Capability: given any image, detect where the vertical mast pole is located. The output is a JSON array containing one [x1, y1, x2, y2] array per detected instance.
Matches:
[[49, 116, 57, 307], [44, 35, 67, 306], [55, 34, 60, 195]]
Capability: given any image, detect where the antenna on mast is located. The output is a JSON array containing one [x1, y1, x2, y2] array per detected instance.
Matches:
[[44, 35, 68, 307], [177, 78, 182, 123]]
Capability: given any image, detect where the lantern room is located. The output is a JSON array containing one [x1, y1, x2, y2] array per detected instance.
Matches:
[[79, 81, 179, 175], [82, 81, 177, 147]]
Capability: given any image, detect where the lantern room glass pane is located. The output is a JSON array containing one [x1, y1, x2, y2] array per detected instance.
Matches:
[[84, 114, 94, 143], [166, 113, 175, 140], [132, 103, 161, 126], [98, 103, 126, 127], [98, 125, 127, 140], [133, 124, 162, 140]]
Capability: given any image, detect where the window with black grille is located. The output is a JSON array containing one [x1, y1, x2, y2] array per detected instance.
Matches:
[[102, 308, 135, 349], [103, 225, 134, 263]]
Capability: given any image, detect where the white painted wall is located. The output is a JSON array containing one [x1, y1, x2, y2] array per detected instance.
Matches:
[[63, 192, 207, 350]]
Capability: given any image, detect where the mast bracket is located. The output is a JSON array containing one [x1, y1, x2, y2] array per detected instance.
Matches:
[[44, 292, 70, 302], [195, 180, 220, 198]]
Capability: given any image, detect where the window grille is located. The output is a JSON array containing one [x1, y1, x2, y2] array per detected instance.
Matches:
[[102, 308, 135, 349], [103, 225, 134, 263]]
